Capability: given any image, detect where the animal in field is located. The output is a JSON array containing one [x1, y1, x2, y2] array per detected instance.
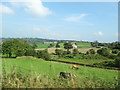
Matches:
[[59, 72, 71, 78], [71, 65, 79, 69]]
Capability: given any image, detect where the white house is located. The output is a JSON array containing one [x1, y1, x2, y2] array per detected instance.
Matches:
[[72, 43, 77, 49]]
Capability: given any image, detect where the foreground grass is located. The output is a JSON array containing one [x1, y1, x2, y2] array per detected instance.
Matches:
[[2, 58, 119, 88]]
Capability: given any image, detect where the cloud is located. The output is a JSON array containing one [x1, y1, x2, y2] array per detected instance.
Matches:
[[11, 0, 52, 17], [0, 4, 14, 15], [94, 31, 104, 36], [65, 14, 87, 22]]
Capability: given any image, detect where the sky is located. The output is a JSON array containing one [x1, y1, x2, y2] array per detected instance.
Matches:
[[0, 0, 118, 43]]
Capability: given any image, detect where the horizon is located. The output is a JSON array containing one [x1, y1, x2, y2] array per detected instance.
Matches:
[[1, 37, 119, 43], [0, 0, 118, 43]]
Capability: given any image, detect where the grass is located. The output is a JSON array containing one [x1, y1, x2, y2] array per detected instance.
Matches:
[[36, 48, 99, 54], [35, 42, 92, 49], [2, 58, 119, 88], [51, 54, 113, 65], [57, 58, 114, 65], [76, 42, 92, 48]]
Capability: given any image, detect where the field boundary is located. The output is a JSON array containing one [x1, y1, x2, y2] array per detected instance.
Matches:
[[48, 59, 120, 71]]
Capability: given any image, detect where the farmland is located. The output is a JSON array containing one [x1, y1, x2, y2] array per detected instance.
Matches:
[[36, 42, 92, 49], [1, 38, 120, 88], [2, 58, 119, 88]]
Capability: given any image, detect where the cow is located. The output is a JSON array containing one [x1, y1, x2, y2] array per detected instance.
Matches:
[[72, 65, 79, 70], [59, 72, 71, 79]]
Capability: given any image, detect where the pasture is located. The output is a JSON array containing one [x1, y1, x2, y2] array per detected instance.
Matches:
[[54, 57, 114, 65], [2, 58, 119, 88], [36, 47, 99, 54], [35, 42, 92, 49]]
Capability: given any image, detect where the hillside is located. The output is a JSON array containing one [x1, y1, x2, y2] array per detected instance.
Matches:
[[0, 38, 80, 43]]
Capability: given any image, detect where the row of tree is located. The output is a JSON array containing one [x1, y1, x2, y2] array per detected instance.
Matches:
[[2, 39, 50, 60], [91, 41, 120, 50]]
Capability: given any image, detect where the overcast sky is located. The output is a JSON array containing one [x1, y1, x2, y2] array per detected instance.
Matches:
[[0, 0, 118, 42]]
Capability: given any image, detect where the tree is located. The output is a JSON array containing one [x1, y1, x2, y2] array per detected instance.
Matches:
[[56, 43, 60, 48], [108, 42, 120, 50], [64, 42, 73, 53], [2, 40, 13, 57], [32, 42, 37, 49], [112, 49, 119, 54], [2, 39, 32, 57], [48, 44, 54, 48], [86, 49, 95, 54], [24, 49, 37, 57], [91, 41, 99, 47], [36, 49, 50, 60], [115, 53, 120, 68], [55, 49, 63, 57], [97, 47, 110, 57], [73, 49, 79, 55]]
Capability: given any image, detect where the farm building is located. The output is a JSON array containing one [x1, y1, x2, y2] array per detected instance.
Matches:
[[72, 43, 77, 49]]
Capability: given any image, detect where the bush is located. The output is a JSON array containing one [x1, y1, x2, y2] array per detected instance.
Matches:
[[86, 49, 95, 54], [73, 49, 79, 55], [108, 54, 117, 59], [93, 61, 116, 68], [117, 52, 120, 57], [24, 49, 37, 57], [112, 49, 119, 54], [65, 55, 74, 58], [56, 43, 60, 48], [97, 48, 110, 57], [115, 56, 120, 68], [55, 49, 63, 57], [81, 54, 108, 60], [36, 50, 50, 60], [63, 50, 71, 55]]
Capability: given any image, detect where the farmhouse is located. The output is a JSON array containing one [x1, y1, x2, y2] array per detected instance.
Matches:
[[72, 43, 77, 49]]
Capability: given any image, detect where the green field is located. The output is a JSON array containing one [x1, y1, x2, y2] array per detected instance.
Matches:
[[76, 42, 92, 48], [52, 57, 113, 65], [36, 47, 99, 54], [2, 58, 119, 88], [35, 42, 92, 49]]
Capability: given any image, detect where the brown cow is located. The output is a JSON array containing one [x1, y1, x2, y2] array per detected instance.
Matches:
[[72, 65, 79, 69]]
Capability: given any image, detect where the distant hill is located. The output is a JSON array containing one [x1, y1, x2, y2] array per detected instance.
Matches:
[[0, 38, 80, 43]]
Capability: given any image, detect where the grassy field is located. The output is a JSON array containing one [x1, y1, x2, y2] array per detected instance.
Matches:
[[35, 42, 92, 49], [51, 55, 114, 65], [36, 47, 99, 54], [2, 58, 119, 88], [76, 42, 92, 48]]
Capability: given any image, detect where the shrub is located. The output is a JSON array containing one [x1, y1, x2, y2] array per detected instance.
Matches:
[[115, 56, 120, 68], [112, 49, 119, 54], [108, 54, 117, 59], [93, 61, 116, 68], [56, 43, 60, 48], [55, 49, 63, 57], [97, 48, 110, 57], [73, 49, 79, 55], [86, 49, 95, 54], [117, 52, 120, 57], [63, 50, 71, 55], [24, 49, 37, 57], [65, 55, 74, 58], [81, 54, 108, 60], [36, 50, 50, 60], [48, 44, 54, 48]]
